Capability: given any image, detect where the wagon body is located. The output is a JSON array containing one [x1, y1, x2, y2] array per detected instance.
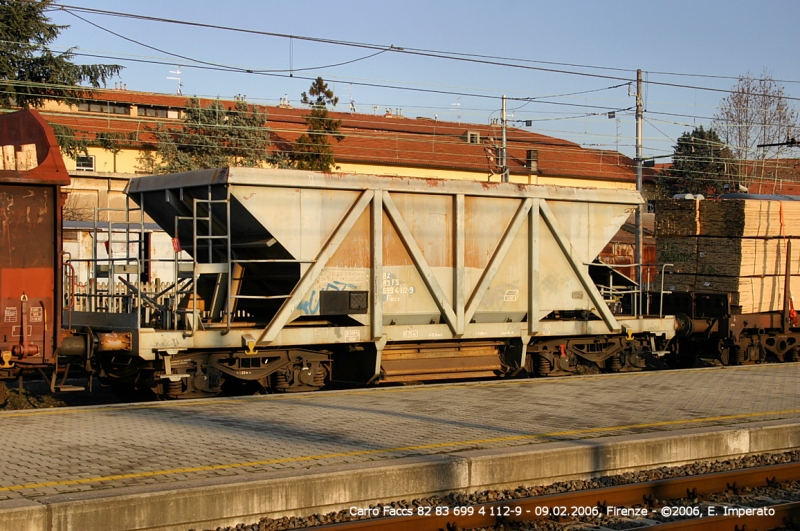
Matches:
[[65, 167, 674, 393], [0, 110, 69, 371]]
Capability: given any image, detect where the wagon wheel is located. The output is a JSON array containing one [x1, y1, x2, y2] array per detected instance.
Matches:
[[718, 346, 730, 366]]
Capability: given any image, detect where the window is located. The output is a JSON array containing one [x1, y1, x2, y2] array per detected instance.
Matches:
[[77, 102, 128, 114], [526, 150, 539, 173], [137, 106, 170, 118], [467, 131, 480, 144], [75, 155, 95, 172]]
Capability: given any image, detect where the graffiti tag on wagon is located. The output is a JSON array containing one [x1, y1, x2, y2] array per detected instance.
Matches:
[[297, 280, 358, 315]]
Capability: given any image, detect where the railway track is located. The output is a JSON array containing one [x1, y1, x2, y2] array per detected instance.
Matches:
[[256, 462, 800, 531]]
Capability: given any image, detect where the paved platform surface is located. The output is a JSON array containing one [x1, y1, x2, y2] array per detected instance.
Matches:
[[1, 363, 798, 504]]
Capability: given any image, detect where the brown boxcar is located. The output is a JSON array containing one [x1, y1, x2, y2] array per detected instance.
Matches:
[[0, 109, 70, 374]]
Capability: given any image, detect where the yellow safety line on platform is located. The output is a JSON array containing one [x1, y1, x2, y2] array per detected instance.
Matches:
[[0, 363, 783, 419], [1, 406, 799, 493]]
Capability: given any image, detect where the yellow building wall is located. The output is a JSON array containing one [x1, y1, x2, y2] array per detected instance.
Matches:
[[335, 162, 636, 190], [41, 100, 79, 113], [62, 147, 153, 174], [60, 147, 636, 191], [38, 99, 635, 190]]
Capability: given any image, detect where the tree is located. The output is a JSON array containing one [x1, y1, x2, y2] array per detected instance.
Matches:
[[0, 0, 121, 109], [712, 72, 799, 188], [148, 98, 272, 174], [50, 123, 89, 159], [293, 77, 344, 171], [656, 126, 735, 198]]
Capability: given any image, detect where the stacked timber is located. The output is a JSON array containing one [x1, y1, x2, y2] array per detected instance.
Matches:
[[654, 198, 800, 313], [653, 199, 701, 237], [700, 200, 800, 237]]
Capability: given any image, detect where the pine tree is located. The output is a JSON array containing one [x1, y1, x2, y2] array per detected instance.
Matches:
[[149, 98, 272, 173], [0, 0, 121, 109], [293, 77, 344, 171], [656, 126, 734, 197]]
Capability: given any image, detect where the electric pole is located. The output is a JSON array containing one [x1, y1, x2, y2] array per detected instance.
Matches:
[[635, 69, 644, 316], [501, 95, 509, 183]]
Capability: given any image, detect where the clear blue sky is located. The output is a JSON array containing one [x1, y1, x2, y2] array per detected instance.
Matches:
[[47, 0, 800, 159]]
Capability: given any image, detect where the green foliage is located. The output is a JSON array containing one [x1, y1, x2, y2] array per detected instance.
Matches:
[[49, 123, 88, 159], [293, 77, 344, 171], [0, 0, 121, 109], [656, 126, 734, 198], [269, 150, 294, 169], [95, 131, 135, 154], [148, 98, 272, 174]]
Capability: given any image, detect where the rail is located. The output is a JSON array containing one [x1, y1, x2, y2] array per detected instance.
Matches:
[[301, 461, 800, 531]]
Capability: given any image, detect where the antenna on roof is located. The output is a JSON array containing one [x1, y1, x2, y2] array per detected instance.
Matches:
[[167, 66, 183, 95], [349, 84, 355, 114], [452, 97, 461, 124]]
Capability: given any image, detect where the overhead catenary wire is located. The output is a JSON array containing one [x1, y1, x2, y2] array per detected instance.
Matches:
[[16, 105, 652, 174], [22, 3, 797, 173], [61, 9, 393, 75], [32, 108, 800, 187], [6, 24, 794, 129], [44, 4, 800, 85], [0, 88, 780, 165], [0, 48, 638, 118], [46, 4, 800, 102], [1, 51, 792, 170], [6, 61, 786, 168]]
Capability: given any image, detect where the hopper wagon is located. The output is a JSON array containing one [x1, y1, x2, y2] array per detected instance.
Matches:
[[63, 167, 676, 398]]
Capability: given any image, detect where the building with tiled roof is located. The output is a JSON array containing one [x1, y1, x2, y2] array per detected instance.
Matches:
[[35, 87, 648, 189], [17, 88, 662, 284], [740, 159, 800, 196], [652, 159, 800, 197]]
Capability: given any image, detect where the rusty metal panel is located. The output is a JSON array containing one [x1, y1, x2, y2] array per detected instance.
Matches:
[[0, 109, 69, 185], [0, 109, 70, 367], [0, 184, 58, 364], [599, 241, 657, 286]]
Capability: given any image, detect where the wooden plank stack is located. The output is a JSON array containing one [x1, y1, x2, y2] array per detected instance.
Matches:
[[655, 199, 800, 313], [654, 199, 701, 237]]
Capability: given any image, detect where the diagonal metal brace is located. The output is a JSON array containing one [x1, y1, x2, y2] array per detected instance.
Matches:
[[539, 199, 619, 332], [382, 191, 458, 335], [464, 197, 533, 326], [257, 190, 374, 344]]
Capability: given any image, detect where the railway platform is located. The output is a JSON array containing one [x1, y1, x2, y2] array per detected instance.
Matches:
[[1, 363, 799, 531]]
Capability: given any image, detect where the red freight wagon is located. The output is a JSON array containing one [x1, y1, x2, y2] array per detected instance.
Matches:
[[0, 109, 70, 375]]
